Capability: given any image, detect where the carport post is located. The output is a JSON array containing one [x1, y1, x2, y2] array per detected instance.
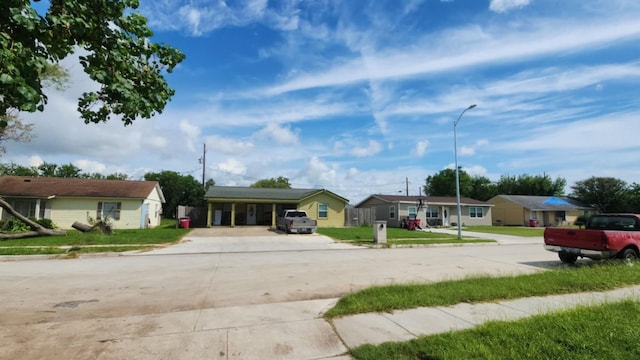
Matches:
[[271, 203, 277, 228], [231, 203, 236, 227]]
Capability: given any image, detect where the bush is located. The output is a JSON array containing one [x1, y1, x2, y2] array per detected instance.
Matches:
[[34, 218, 56, 229], [0, 217, 58, 232], [2, 218, 30, 232]]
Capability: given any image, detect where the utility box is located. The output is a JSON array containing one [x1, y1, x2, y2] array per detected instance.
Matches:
[[373, 221, 387, 244]]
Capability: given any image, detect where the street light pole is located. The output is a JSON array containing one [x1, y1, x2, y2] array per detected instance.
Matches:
[[454, 104, 477, 239]]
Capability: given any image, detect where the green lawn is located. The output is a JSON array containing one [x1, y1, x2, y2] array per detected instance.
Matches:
[[465, 225, 545, 237], [331, 261, 640, 359], [0, 219, 190, 255], [351, 300, 640, 360], [325, 261, 640, 318], [317, 226, 494, 245]]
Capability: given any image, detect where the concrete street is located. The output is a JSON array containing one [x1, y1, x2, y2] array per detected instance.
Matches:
[[0, 227, 559, 359]]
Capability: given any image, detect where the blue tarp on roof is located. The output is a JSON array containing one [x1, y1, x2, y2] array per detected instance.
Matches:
[[542, 197, 570, 205]]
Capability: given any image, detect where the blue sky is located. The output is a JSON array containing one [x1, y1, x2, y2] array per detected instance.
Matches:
[[7, 0, 640, 204]]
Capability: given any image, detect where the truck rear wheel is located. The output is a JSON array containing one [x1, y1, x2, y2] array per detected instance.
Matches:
[[558, 251, 578, 264], [619, 248, 639, 262]]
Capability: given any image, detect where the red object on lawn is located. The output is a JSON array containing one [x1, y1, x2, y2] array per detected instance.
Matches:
[[179, 217, 191, 228]]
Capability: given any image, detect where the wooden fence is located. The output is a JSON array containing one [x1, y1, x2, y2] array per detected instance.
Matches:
[[345, 207, 376, 227]]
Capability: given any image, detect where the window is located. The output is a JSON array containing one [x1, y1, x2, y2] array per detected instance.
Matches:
[[389, 206, 396, 219], [97, 202, 121, 220], [408, 206, 417, 216], [425, 207, 439, 218], [470, 207, 484, 218], [12, 200, 36, 218], [318, 204, 328, 219]]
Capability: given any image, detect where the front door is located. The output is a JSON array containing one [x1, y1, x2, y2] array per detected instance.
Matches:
[[246, 204, 257, 225], [443, 208, 449, 226]]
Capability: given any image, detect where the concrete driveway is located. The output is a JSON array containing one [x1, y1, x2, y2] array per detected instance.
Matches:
[[0, 227, 559, 359], [145, 226, 363, 255]]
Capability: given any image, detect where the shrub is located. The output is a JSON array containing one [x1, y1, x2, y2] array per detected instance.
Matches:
[[34, 218, 57, 229]]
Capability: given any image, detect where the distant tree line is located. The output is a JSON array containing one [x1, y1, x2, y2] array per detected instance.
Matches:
[[424, 169, 640, 213]]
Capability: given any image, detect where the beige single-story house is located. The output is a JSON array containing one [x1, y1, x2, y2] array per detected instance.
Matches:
[[488, 195, 595, 227], [354, 195, 494, 228], [205, 186, 349, 228], [0, 176, 165, 229]]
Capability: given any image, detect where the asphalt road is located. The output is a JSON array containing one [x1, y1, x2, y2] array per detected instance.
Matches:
[[0, 227, 559, 359]]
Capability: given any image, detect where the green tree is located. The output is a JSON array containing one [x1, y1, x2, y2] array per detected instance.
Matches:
[[0, 162, 39, 176], [468, 176, 498, 201], [570, 177, 629, 213], [144, 171, 204, 218], [496, 174, 565, 196], [250, 176, 292, 189], [424, 168, 473, 197], [105, 172, 129, 180], [626, 183, 640, 213], [37, 162, 57, 176], [1, 0, 185, 128], [55, 163, 82, 178], [204, 178, 215, 191]]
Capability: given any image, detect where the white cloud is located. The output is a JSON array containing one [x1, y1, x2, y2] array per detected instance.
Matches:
[[28, 156, 44, 167], [205, 135, 254, 155], [352, 140, 383, 157], [260, 17, 640, 96], [253, 123, 299, 144], [460, 146, 475, 156], [416, 140, 429, 157], [74, 159, 107, 174], [304, 156, 337, 186], [489, 0, 530, 13], [217, 158, 247, 175]]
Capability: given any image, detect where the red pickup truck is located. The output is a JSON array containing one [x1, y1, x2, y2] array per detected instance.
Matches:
[[544, 214, 640, 264]]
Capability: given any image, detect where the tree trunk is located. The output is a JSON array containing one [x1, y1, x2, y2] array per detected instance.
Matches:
[[0, 197, 66, 239]]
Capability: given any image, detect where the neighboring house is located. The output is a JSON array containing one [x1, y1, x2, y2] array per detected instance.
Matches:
[[488, 195, 595, 227], [354, 195, 493, 228], [204, 186, 349, 228], [0, 176, 165, 229]]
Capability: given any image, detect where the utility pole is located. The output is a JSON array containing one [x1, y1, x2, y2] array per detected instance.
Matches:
[[201, 143, 206, 187], [406, 177, 409, 196]]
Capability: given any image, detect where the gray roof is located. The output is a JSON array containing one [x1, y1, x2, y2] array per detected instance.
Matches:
[[493, 195, 594, 211], [355, 194, 492, 208], [205, 186, 348, 203]]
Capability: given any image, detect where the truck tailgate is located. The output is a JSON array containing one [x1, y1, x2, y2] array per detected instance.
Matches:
[[544, 228, 604, 250]]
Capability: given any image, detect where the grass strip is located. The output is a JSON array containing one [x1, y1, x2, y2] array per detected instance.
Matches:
[[351, 300, 640, 360], [318, 227, 467, 241], [325, 262, 640, 318], [465, 225, 545, 237], [0, 228, 190, 247], [0, 245, 152, 256]]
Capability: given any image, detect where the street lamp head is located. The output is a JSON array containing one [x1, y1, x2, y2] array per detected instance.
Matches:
[[467, 104, 477, 110]]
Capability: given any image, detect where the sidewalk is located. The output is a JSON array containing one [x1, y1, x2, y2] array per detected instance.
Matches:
[[332, 285, 640, 349]]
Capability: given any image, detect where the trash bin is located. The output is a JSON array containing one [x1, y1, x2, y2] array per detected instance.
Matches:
[[529, 219, 538, 227], [179, 217, 191, 229], [373, 221, 387, 244]]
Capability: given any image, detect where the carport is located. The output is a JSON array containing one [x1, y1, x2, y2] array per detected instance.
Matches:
[[204, 186, 349, 228]]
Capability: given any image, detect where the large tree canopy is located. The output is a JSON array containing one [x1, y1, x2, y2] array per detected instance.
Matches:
[[1, 0, 185, 126], [144, 171, 205, 218], [570, 176, 629, 213], [250, 176, 292, 189], [424, 170, 566, 201]]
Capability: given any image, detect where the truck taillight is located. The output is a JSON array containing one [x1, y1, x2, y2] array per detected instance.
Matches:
[[601, 233, 609, 249]]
